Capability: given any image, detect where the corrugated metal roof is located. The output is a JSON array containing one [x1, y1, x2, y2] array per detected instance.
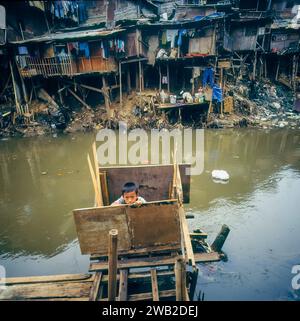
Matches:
[[11, 28, 125, 44]]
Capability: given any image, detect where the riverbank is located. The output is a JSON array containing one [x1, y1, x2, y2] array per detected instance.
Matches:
[[1, 79, 299, 138]]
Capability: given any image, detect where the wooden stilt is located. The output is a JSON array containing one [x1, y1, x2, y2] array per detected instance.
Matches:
[[118, 269, 128, 301], [150, 268, 159, 301], [9, 61, 21, 114], [211, 224, 230, 252], [127, 66, 131, 93], [68, 88, 91, 109], [102, 76, 111, 117], [108, 229, 118, 301], [167, 62, 170, 93], [175, 257, 187, 301], [119, 62, 122, 108]]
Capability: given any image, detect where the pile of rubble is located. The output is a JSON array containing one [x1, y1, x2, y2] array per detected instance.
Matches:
[[229, 79, 300, 129]]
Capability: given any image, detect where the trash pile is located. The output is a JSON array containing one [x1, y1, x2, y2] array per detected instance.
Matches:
[[229, 79, 300, 129]]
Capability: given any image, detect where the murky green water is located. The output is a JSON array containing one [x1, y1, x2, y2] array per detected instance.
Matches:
[[0, 129, 300, 300]]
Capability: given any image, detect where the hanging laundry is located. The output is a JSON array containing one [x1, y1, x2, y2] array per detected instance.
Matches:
[[166, 29, 178, 48], [193, 67, 201, 78], [79, 42, 90, 58], [54, 1, 64, 18], [212, 84, 223, 103], [177, 29, 187, 47], [102, 40, 110, 58], [68, 42, 78, 55], [161, 30, 167, 45], [202, 67, 214, 87], [18, 46, 28, 55], [78, 2, 88, 23], [17, 56, 27, 68]]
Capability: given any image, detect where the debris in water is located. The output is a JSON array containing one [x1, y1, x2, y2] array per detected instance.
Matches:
[[212, 170, 230, 182]]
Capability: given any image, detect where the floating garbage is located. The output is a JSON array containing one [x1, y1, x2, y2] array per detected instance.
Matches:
[[212, 170, 230, 183]]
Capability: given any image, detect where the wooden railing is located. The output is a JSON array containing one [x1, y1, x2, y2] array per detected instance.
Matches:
[[16, 55, 118, 78]]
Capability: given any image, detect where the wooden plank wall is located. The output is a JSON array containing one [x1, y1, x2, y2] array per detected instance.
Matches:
[[73, 201, 181, 255], [99, 164, 191, 205]]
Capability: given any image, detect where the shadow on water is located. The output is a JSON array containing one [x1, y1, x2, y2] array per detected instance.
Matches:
[[0, 129, 300, 300]]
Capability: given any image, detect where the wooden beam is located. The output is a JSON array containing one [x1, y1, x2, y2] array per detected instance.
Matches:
[[118, 269, 128, 301], [150, 269, 159, 301], [90, 254, 181, 271], [175, 257, 184, 301], [1, 274, 93, 286], [68, 88, 91, 109], [9, 61, 21, 114], [89, 272, 102, 301], [128, 289, 175, 301], [102, 75, 111, 117], [108, 229, 118, 301]]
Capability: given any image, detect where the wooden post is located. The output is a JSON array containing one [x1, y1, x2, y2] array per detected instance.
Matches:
[[108, 229, 118, 301], [175, 257, 187, 301], [253, 50, 257, 80], [150, 268, 159, 301], [138, 60, 142, 93], [211, 224, 230, 252], [167, 62, 170, 93], [119, 62, 122, 108], [188, 268, 199, 301], [118, 269, 128, 301], [102, 76, 111, 117], [275, 59, 280, 81], [9, 61, 21, 114], [220, 67, 224, 115], [159, 64, 162, 91], [127, 66, 131, 93]]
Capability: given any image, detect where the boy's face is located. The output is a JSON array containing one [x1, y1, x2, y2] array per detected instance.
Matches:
[[123, 191, 138, 204]]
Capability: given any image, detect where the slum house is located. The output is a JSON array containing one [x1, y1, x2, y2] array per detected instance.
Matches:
[[130, 2, 235, 119], [8, 28, 127, 118], [267, 0, 300, 90], [225, 9, 273, 80]]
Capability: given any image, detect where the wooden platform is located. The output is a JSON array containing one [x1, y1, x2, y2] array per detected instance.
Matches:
[[0, 252, 221, 301], [156, 102, 208, 110]]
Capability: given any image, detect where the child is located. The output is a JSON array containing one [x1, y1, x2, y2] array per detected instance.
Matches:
[[111, 182, 146, 206]]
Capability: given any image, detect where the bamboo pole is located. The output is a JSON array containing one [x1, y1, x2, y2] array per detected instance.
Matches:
[[92, 142, 103, 206], [87, 154, 102, 207], [108, 229, 118, 301]]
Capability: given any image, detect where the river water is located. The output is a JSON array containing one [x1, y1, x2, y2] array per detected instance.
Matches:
[[0, 129, 299, 301]]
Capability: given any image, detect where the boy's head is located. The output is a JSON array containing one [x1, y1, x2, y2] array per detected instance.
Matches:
[[122, 182, 139, 204]]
